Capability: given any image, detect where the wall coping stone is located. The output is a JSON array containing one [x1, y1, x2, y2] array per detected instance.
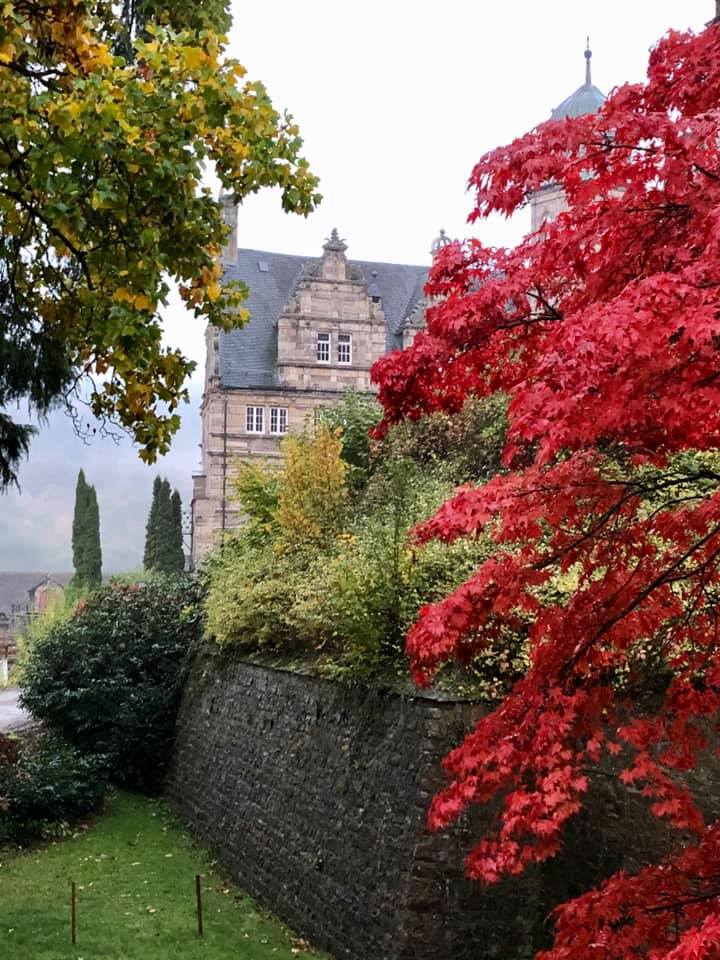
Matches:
[[214, 647, 487, 703]]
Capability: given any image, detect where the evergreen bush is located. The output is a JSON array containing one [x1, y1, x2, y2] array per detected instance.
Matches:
[[20, 576, 202, 793], [0, 733, 108, 843]]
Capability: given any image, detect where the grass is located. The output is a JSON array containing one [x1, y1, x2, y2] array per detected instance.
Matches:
[[0, 792, 331, 960]]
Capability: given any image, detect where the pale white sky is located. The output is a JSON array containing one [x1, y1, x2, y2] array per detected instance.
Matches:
[[0, 0, 711, 572]]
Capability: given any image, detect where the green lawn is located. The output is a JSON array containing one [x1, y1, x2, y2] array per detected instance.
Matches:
[[0, 792, 331, 960]]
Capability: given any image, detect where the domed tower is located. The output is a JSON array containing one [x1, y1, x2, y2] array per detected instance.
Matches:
[[530, 41, 606, 232]]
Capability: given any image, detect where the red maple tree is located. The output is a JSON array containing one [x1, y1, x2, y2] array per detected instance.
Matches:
[[373, 20, 720, 960]]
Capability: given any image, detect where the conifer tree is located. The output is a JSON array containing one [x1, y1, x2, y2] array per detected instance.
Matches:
[[156, 479, 174, 571], [71, 470, 102, 590], [144, 478, 185, 572], [143, 476, 162, 570]]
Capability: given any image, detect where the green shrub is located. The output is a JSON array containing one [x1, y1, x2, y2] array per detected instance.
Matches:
[[383, 394, 508, 484], [204, 539, 308, 651], [20, 576, 202, 793], [206, 393, 514, 692], [0, 733, 108, 843], [293, 465, 496, 683], [207, 455, 501, 687], [232, 460, 281, 546], [315, 390, 382, 491]]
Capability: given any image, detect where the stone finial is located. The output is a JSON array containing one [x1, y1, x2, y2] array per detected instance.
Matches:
[[584, 37, 592, 86], [320, 228, 348, 281], [430, 228, 451, 256], [323, 228, 348, 254]]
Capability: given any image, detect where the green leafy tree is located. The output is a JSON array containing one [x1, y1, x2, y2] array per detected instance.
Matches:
[[0, 0, 321, 488], [315, 391, 383, 491], [232, 461, 280, 547], [71, 469, 102, 590]]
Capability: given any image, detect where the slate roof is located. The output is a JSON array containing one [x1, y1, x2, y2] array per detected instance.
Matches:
[[0, 573, 72, 616], [551, 81, 605, 120], [219, 248, 427, 390]]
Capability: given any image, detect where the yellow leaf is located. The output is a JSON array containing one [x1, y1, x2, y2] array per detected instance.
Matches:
[[112, 287, 135, 305], [183, 46, 206, 70], [112, 288, 155, 312], [133, 294, 154, 312]]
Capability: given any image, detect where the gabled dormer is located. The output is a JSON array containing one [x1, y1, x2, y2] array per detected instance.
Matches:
[[276, 230, 391, 391]]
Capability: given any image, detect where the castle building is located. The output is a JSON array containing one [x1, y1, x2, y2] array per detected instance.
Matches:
[[190, 46, 605, 564]]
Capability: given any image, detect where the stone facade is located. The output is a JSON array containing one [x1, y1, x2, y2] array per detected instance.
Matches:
[[192, 384, 362, 555], [191, 227, 428, 562], [168, 650, 720, 960]]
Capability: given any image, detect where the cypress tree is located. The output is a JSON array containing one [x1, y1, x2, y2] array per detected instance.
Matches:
[[156, 479, 173, 571], [143, 475, 162, 570], [71, 469, 89, 587], [71, 469, 102, 590], [144, 477, 184, 573], [84, 482, 102, 587]]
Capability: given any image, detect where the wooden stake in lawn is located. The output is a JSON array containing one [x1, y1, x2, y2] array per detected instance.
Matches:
[[195, 874, 203, 937], [71, 880, 77, 945]]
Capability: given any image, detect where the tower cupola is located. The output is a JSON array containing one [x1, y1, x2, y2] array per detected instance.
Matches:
[[550, 39, 606, 121]]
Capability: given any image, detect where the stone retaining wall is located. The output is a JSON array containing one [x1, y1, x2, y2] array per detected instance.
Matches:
[[167, 649, 719, 959]]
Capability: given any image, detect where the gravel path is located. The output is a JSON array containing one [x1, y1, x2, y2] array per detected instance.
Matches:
[[0, 687, 31, 731]]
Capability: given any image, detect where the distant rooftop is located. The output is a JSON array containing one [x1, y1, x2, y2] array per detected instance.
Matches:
[[551, 40, 605, 121], [0, 572, 72, 616]]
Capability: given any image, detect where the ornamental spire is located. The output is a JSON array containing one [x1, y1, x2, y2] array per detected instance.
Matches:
[[430, 228, 451, 256], [585, 37, 592, 86], [323, 227, 347, 254]]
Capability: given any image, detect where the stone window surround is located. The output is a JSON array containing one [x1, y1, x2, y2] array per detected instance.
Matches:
[[316, 331, 331, 363], [269, 407, 288, 435], [245, 405, 264, 433], [337, 333, 352, 365], [245, 405, 289, 436]]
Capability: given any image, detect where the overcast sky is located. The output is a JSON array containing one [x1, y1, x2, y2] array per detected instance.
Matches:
[[0, 0, 711, 573]]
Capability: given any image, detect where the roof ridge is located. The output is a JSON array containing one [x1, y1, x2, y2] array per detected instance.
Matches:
[[236, 247, 427, 272]]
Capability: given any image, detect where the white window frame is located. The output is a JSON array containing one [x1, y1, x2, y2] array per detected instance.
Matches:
[[316, 332, 331, 364], [270, 407, 288, 435], [337, 333, 352, 365], [246, 406, 264, 433]]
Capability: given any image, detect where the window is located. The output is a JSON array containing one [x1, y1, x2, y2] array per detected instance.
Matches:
[[270, 407, 288, 435], [316, 332, 330, 363], [246, 406, 264, 433], [338, 333, 352, 365]]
